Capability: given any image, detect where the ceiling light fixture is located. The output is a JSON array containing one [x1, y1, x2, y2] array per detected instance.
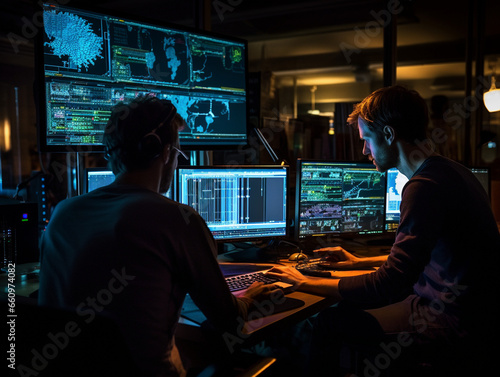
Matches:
[[484, 59, 500, 112], [484, 76, 500, 112]]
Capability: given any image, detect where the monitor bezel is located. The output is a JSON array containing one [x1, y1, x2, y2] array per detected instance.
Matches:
[[35, 2, 250, 153], [294, 159, 387, 241], [176, 164, 290, 243]]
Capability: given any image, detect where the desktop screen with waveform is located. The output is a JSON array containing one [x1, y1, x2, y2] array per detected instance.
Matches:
[[296, 161, 386, 238], [177, 166, 288, 241], [39, 3, 248, 151]]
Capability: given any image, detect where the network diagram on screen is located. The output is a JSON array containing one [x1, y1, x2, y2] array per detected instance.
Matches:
[[297, 162, 386, 237], [41, 3, 247, 149]]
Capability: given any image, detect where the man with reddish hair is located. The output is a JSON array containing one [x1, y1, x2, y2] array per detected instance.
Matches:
[[270, 85, 500, 376]]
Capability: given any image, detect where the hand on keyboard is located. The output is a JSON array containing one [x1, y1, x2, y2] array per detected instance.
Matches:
[[232, 279, 287, 310], [226, 271, 293, 292]]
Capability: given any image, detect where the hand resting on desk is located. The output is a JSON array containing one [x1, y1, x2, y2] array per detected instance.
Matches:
[[265, 265, 371, 290], [267, 249, 388, 299], [266, 266, 342, 300], [315, 246, 388, 270], [265, 266, 309, 292]]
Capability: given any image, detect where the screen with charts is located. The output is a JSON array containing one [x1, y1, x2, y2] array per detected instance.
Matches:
[[385, 167, 409, 227], [84, 167, 172, 198], [295, 160, 386, 238], [177, 166, 288, 241], [37, 3, 248, 152]]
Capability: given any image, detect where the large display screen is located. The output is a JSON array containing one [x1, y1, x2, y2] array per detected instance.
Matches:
[[37, 3, 248, 152]]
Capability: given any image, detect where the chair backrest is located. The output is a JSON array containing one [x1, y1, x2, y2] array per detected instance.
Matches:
[[3, 295, 139, 377]]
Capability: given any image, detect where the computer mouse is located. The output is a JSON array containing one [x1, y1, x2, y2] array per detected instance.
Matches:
[[288, 252, 308, 261]]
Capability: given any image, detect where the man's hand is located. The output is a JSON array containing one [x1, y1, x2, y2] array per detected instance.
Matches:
[[316, 246, 388, 269], [234, 281, 284, 302], [315, 246, 362, 269], [267, 265, 342, 299], [266, 265, 308, 290]]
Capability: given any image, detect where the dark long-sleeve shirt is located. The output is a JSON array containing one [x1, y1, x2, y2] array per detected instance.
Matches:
[[339, 156, 500, 331], [39, 184, 250, 376]]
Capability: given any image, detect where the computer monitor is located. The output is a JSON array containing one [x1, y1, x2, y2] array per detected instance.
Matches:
[[385, 166, 490, 231], [85, 168, 116, 193], [177, 165, 288, 241], [470, 167, 490, 198], [385, 167, 409, 228], [295, 160, 386, 239], [36, 3, 248, 152], [84, 167, 172, 198]]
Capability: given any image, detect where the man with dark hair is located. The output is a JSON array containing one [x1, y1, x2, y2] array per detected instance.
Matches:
[[103, 95, 184, 177], [39, 95, 280, 377], [269, 86, 500, 376]]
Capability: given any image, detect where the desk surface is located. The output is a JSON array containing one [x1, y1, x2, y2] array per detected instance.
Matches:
[[2, 261, 370, 372], [2, 259, 372, 348], [178, 259, 374, 349], [243, 288, 333, 335], [0, 262, 39, 298]]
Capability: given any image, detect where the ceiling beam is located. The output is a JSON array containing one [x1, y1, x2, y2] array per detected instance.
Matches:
[[249, 36, 500, 74]]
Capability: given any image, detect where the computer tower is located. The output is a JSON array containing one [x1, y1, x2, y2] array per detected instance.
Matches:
[[1, 198, 39, 269]]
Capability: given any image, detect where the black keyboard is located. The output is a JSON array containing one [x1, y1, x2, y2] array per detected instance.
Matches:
[[225, 271, 280, 292]]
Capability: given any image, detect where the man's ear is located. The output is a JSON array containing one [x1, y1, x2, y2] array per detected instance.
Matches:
[[383, 125, 395, 144], [162, 145, 171, 165]]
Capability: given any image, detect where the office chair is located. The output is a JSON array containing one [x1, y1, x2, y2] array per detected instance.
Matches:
[[2, 295, 139, 377]]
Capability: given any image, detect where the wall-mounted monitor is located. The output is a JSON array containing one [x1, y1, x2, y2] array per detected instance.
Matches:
[[295, 160, 386, 239], [177, 165, 288, 242], [36, 3, 248, 153]]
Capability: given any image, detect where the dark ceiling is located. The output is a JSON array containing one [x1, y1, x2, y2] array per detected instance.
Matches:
[[1, 0, 416, 40], [1, 0, 500, 101]]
